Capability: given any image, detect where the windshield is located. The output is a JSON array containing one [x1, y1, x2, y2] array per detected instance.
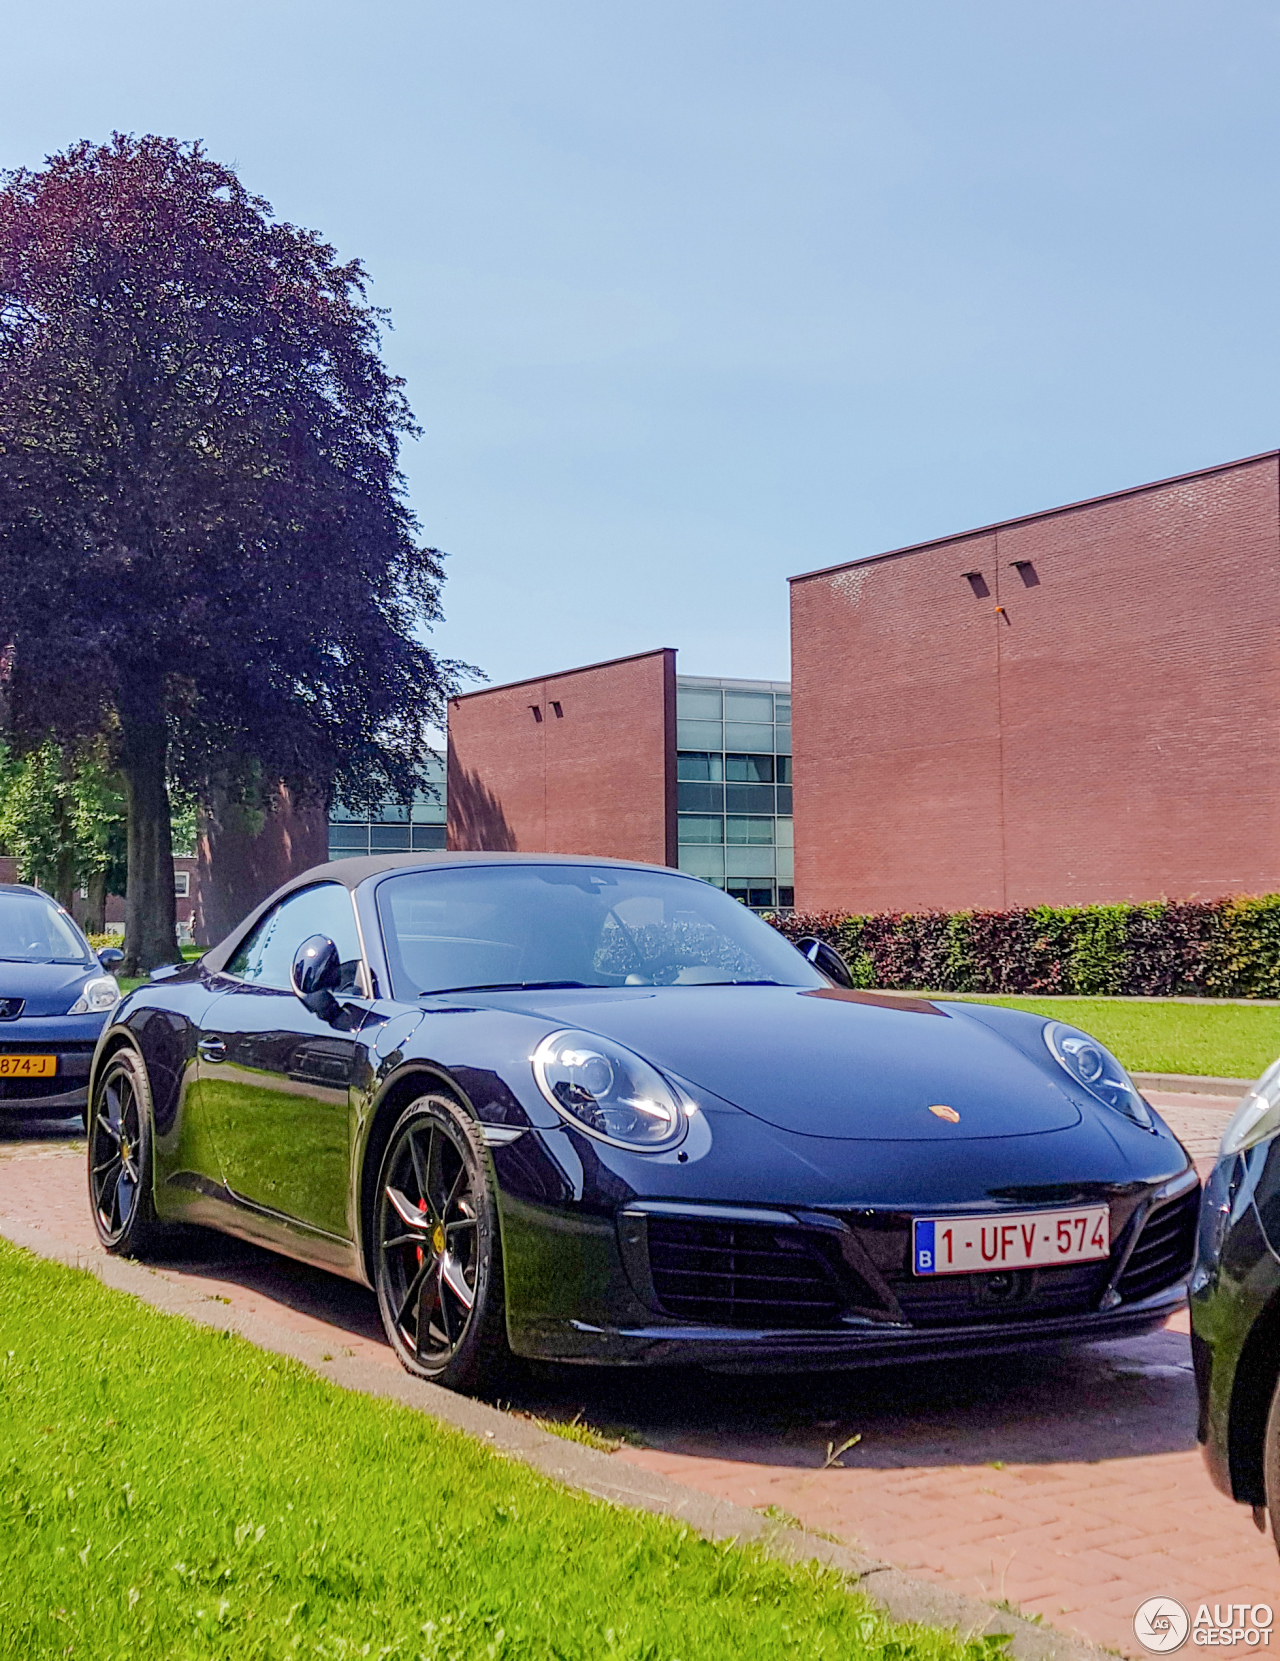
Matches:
[[0, 891, 94, 965], [376, 864, 824, 1000]]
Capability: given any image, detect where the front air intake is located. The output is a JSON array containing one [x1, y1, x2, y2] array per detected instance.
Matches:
[[645, 1215, 844, 1328], [1116, 1185, 1199, 1303]]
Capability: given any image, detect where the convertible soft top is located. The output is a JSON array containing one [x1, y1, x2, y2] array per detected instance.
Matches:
[[199, 850, 679, 975]]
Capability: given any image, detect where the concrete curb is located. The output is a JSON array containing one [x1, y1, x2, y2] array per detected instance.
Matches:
[[1133, 1072, 1251, 1097], [0, 1210, 1111, 1661]]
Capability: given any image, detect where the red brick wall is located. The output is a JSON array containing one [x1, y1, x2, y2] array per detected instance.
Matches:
[[195, 786, 329, 947], [448, 649, 677, 865], [791, 452, 1280, 912]]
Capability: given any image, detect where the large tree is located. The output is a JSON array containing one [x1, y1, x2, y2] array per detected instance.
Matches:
[[0, 136, 456, 971]]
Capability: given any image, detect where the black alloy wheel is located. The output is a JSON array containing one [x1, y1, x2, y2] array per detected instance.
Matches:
[[88, 1048, 168, 1255], [373, 1095, 510, 1392]]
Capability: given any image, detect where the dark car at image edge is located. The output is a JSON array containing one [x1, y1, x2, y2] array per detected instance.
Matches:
[[1192, 1063, 1280, 1553], [87, 853, 1198, 1392]]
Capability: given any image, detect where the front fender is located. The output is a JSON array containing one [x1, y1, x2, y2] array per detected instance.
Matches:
[[351, 1003, 557, 1283]]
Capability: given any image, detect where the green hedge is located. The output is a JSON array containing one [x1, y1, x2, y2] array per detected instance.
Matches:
[[766, 896, 1280, 999]]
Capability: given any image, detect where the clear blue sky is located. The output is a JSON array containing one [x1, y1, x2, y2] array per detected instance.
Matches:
[[3, 2, 1278, 687]]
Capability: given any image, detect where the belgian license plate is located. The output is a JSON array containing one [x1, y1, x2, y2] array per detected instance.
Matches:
[[0, 1054, 56, 1078], [913, 1206, 1109, 1275]]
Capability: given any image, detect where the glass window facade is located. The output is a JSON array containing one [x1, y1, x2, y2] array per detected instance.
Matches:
[[329, 679, 793, 912], [674, 677, 793, 910], [328, 753, 447, 861]]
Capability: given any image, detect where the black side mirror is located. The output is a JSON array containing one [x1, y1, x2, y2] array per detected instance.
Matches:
[[795, 936, 855, 989], [291, 934, 344, 1019], [97, 947, 124, 970]]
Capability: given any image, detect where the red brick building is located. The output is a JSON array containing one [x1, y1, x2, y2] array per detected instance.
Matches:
[[0, 855, 196, 936], [448, 652, 795, 908], [448, 649, 678, 866], [790, 450, 1280, 915], [194, 786, 328, 946], [98, 855, 198, 937]]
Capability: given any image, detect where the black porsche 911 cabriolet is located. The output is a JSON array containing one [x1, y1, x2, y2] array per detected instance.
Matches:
[[89, 853, 1198, 1391]]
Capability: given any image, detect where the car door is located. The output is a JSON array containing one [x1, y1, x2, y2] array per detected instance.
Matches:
[[197, 882, 370, 1239]]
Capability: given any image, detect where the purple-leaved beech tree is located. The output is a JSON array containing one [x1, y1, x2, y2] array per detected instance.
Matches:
[[0, 136, 459, 971]]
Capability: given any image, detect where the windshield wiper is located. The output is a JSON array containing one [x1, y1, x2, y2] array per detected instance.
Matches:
[[419, 980, 594, 996]]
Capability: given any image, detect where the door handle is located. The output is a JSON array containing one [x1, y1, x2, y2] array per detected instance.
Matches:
[[197, 1036, 227, 1064]]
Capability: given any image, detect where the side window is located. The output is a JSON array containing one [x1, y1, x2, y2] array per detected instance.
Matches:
[[226, 884, 364, 993]]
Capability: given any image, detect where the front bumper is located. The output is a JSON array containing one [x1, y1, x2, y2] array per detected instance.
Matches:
[[0, 1013, 108, 1114], [524, 1278, 1189, 1368], [497, 1150, 1200, 1369]]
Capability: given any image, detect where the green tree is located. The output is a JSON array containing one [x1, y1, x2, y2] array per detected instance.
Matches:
[[0, 737, 128, 921], [0, 741, 76, 904], [68, 742, 130, 931], [0, 136, 458, 972]]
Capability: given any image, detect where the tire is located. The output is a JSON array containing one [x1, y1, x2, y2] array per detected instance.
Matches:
[[1263, 1368, 1280, 1554], [372, 1094, 512, 1394], [88, 1048, 170, 1257]]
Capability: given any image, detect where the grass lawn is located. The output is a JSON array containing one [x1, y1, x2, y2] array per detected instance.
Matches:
[[937, 994, 1280, 1080], [0, 1241, 1002, 1661], [113, 957, 1272, 1076]]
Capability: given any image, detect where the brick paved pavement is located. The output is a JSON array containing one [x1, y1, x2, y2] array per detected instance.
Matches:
[[1, 1093, 1274, 1659], [606, 1096, 1276, 1657], [0, 1114, 397, 1368]]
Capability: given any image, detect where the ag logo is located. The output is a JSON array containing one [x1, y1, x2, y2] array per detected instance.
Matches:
[[1134, 1598, 1190, 1653]]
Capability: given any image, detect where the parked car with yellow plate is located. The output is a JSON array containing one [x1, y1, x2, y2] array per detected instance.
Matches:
[[0, 882, 122, 1124]]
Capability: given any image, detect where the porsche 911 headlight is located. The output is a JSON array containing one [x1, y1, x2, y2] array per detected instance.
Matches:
[[69, 975, 121, 1015], [1043, 1022, 1153, 1129], [1220, 1058, 1280, 1159], [532, 1030, 686, 1150]]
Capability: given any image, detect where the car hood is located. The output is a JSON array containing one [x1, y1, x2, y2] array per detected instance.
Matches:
[[0, 959, 95, 1017], [506, 985, 1082, 1141]]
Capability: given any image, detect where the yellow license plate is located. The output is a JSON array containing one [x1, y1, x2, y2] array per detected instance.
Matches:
[[0, 1055, 56, 1078]]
